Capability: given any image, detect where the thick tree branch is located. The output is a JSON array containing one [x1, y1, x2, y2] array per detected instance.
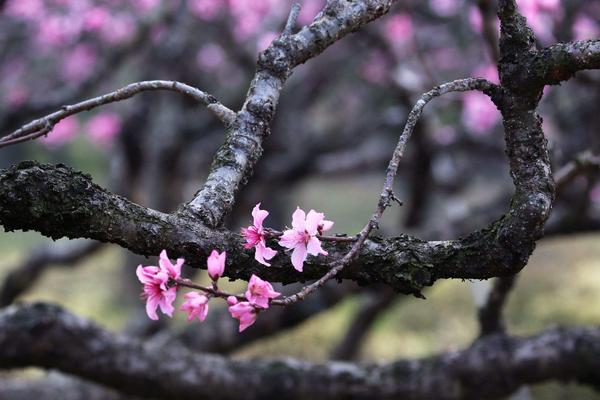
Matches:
[[0, 80, 235, 148], [533, 39, 600, 86], [0, 374, 131, 400], [0, 0, 576, 297], [1, 303, 599, 400], [185, 0, 398, 227]]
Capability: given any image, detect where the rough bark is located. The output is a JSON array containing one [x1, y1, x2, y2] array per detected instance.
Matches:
[[1, 0, 599, 298], [0, 374, 132, 400], [186, 0, 397, 227], [1, 303, 599, 400]]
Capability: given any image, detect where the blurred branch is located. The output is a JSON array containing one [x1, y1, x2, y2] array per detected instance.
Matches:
[[330, 287, 396, 361], [0, 240, 102, 307], [150, 282, 357, 354], [476, 0, 500, 62], [475, 150, 600, 337], [0, 80, 235, 148], [0, 374, 132, 400], [555, 150, 600, 192], [276, 78, 499, 305], [0, 1, 176, 132], [185, 0, 398, 227], [477, 275, 517, 337], [1, 303, 599, 400]]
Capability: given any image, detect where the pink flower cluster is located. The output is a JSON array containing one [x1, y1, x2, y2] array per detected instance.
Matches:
[[228, 275, 281, 332], [136, 249, 281, 332], [136, 205, 334, 332], [136, 250, 183, 320], [242, 204, 334, 272]]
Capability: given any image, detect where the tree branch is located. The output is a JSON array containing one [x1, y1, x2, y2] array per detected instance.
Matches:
[[0, 80, 235, 148], [477, 275, 517, 337], [185, 0, 398, 227], [0, 374, 132, 400], [0, 240, 102, 307], [1, 303, 599, 400], [331, 287, 396, 360], [150, 282, 357, 354], [533, 39, 600, 86]]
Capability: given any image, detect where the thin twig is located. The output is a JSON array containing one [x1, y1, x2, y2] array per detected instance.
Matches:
[[283, 3, 302, 35], [0, 80, 236, 149], [174, 278, 246, 302], [555, 150, 600, 191], [274, 78, 499, 306]]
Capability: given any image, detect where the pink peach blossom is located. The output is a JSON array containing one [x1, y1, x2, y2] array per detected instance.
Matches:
[[462, 91, 500, 135], [360, 50, 389, 84], [189, 0, 223, 20], [62, 44, 97, 83], [6, 0, 44, 20], [278, 207, 333, 272], [297, 0, 324, 25], [429, 0, 463, 17], [242, 203, 277, 266], [196, 43, 225, 72], [100, 13, 135, 44], [245, 275, 280, 309], [207, 250, 226, 280], [382, 13, 413, 49], [41, 116, 80, 148], [227, 297, 258, 332], [573, 15, 600, 41], [5, 86, 28, 109], [180, 292, 210, 322], [257, 31, 278, 52], [86, 112, 122, 147], [136, 250, 183, 320], [83, 7, 110, 32]]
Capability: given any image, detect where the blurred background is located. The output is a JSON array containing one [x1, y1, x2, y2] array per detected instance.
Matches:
[[0, 0, 599, 398]]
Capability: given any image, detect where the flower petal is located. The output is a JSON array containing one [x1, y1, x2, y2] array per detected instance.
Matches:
[[307, 236, 327, 256], [305, 210, 324, 235], [145, 296, 160, 320], [291, 245, 307, 272], [251, 203, 269, 228], [291, 207, 306, 231], [278, 229, 301, 249], [321, 219, 334, 232]]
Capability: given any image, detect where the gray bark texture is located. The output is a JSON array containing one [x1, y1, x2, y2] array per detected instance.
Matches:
[[1, 0, 600, 398], [0, 303, 598, 400]]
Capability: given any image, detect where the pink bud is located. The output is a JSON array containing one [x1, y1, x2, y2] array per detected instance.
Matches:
[[207, 250, 226, 281]]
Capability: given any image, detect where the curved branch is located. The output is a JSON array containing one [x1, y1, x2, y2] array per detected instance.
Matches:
[[331, 287, 396, 360], [0, 240, 102, 307], [1, 303, 599, 400], [151, 282, 356, 354], [0, 80, 235, 148]]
